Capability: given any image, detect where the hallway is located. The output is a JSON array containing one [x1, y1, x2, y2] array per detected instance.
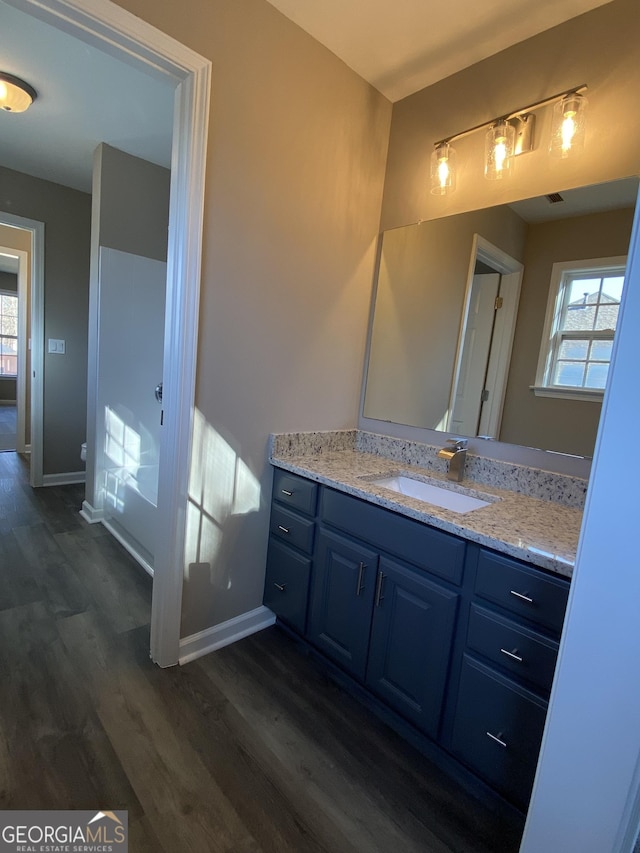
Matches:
[[0, 404, 16, 452], [0, 451, 523, 852]]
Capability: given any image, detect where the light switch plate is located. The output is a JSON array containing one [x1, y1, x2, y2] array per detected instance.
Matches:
[[48, 338, 66, 354]]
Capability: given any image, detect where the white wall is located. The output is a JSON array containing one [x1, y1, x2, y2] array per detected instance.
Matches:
[[521, 193, 640, 852]]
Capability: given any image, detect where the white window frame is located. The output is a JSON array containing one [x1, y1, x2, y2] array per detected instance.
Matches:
[[0, 289, 18, 379], [532, 255, 627, 402]]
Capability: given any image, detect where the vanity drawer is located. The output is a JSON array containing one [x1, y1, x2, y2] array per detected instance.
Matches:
[[467, 604, 559, 693], [273, 469, 318, 517], [264, 537, 311, 634], [320, 487, 465, 585], [450, 655, 548, 811], [475, 549, 569, 634], [270, 504, 315, 555]]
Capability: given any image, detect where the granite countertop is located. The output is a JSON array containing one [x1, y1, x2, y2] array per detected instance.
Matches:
[[270, 447, 582, 578]]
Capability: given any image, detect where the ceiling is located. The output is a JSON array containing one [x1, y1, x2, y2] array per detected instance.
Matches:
[[0, 0, 174, 194], [265, 0, 613, 102], [0, 0, 613, 208]]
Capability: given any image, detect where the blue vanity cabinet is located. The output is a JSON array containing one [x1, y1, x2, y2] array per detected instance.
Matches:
[[309, 486, 464, 738], [263, 470, 318, 634], [447, 546, 569, 811], [264, 467, 571, 811], [365, 556, 459, 738], [308, 528, 379, 680]]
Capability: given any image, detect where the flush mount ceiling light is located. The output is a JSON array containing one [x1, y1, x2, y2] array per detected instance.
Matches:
[[430, 85, 587, 195], [0, 72, 37, 113]]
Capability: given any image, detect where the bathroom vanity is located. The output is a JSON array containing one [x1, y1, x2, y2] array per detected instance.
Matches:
[[263, 431, 582, 812]]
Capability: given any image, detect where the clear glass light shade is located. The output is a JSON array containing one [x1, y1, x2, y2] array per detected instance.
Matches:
[[549, 92, 588, 158], [0, 73, 36, 113], [485, 120, 516, 180], [430, 143, 456, 195]]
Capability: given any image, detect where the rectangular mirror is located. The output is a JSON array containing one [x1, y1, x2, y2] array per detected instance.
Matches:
[[362, 177, 638, 458]]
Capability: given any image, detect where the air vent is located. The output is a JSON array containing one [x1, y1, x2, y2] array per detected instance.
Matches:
[[546, 192, 565, 204]]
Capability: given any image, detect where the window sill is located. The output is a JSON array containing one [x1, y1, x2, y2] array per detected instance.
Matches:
[[530, 385, 604, 402]]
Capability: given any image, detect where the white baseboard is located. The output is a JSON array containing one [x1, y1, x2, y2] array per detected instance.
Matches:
[[42, 470, 86, 486], [101, 518, 154, 578], [179, 606, 276, 665], [80, 500, 104, 523]]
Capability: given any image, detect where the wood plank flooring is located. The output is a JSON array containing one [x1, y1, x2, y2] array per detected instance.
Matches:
[[0, 450, 524, 852]]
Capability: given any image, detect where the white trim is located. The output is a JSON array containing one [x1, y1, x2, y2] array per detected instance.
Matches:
[[10, 0, 211, 669], [0, 213, 45, 486], [101, 518, 154, 578], [178, 607, 277, 666], [530, 384, 603, 402], [42, 470, 86, 486], [80, 499, 104, 524]]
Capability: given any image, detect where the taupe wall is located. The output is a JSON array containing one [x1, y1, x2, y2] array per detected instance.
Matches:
[[381, 0, 640, 231], [365, 205, 526, 428], [111, 0, 391, 634], [95, 144, 170, 262], [0, 272, 18, 402], [500, 207, 634, 455], [0, 167, 91, 473]]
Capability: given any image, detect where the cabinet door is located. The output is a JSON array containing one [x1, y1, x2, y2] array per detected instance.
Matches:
[[366, 557, 458, 738], [450, 655, 548, 811], [264, 537, 311, 635], [308, 529, 378, 680]]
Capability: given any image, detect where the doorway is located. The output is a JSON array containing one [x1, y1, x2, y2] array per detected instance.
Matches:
[[8, 0, 211, 667], [448, 235, 523, 440]]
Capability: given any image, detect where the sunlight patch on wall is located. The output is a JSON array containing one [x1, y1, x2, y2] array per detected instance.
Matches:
[[103, 404, 159, 512], [183, 409, 261, 588]]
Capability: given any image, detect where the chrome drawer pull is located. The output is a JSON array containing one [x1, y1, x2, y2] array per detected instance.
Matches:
[[510, 590, 534, 604], [281, 489, 293, 496], [500, 648, 523, 663], [356, 562, 366, 596], [486, 731, 507, 748], [277, 525, 290, 534], [273, 582, 286, 592]]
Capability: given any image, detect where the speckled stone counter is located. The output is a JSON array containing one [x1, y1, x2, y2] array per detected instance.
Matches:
[[269, 431, 584, 578]]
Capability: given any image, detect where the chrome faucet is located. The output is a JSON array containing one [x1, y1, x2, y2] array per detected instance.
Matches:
[[437, 439, 468, 482]]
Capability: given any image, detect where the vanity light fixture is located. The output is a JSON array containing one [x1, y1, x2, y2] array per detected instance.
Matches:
[[0, 72, 37, 113], [430, 85, 587, 195]]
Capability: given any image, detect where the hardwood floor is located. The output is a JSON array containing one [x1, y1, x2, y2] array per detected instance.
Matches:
[[0, 451, 524, 852], [0, 404, 17, 452]]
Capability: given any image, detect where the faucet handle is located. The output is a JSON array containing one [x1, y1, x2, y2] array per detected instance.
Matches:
[[445, 438, 468, 450]]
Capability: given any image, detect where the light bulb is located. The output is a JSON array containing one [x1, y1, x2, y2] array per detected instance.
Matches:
[[550, 93, 587, 158], [485, 120, 515, 180], [430, 143, 456, 195]]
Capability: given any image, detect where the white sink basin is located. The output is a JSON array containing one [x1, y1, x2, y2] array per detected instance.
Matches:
[[371, 475, 492, 514]]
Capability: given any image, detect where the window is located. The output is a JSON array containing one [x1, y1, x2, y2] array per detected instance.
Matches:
[[533, 256, 627, 401], [0, 292, 18, 377]]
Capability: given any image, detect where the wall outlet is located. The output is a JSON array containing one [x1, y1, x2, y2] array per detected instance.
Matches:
[[48, 338, 66, 354]]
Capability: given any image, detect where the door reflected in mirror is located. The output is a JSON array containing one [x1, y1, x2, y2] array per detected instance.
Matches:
[[362, 177, 638, 458]]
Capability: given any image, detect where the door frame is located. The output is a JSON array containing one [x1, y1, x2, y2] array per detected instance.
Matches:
[[447, 234, 523, 439], [8, 0, 211, 667], [0, 215, 45, 483]]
